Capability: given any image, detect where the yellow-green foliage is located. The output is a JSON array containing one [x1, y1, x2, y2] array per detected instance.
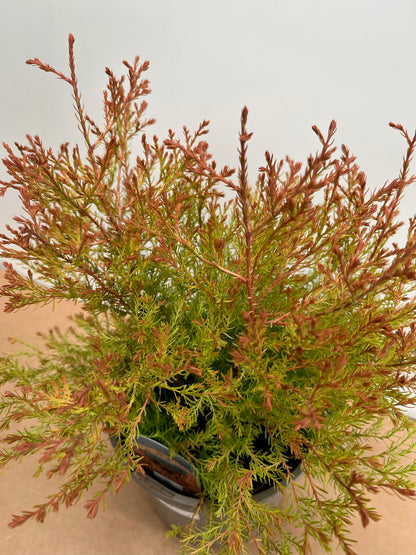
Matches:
[[1, 35, 416, 555]]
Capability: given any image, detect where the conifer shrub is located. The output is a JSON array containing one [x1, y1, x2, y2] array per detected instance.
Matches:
[[1, 35, 416, 554]]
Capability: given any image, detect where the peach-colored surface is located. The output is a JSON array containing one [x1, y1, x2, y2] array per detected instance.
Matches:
[[1, 269, 416, 554]]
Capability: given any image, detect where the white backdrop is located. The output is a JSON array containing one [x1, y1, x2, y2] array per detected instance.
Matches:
[[1, 0, 416, 237]]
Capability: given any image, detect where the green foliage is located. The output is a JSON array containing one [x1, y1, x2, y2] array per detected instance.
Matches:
[[2, 35, 416, 554]]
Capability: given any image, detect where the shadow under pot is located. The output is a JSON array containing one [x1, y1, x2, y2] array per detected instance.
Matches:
[[110, 434, 303, 530]]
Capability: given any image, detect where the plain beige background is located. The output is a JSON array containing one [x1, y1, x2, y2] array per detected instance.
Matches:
[[1, 268, 416, 554]]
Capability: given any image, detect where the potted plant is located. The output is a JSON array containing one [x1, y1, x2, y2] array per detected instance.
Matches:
[[1, 34, 416, 555]]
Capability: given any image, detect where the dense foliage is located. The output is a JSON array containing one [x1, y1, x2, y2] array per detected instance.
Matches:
[[1, 35, 416, 554]]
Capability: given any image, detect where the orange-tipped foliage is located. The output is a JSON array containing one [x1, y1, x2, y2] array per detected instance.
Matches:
[[1, 35, 416, 555]]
